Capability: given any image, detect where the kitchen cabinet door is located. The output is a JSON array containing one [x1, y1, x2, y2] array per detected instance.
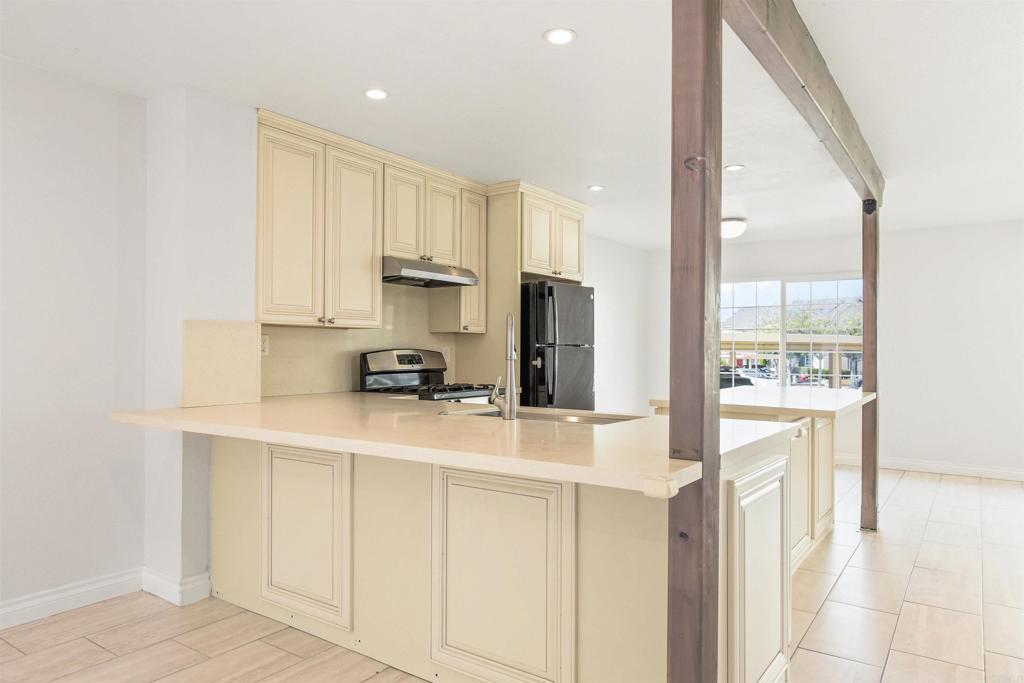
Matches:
[[813, 418, 836, 537], [459, 190, 487, 332], [789, 423, 813, 570], [522, 195, 556, 276], [257, 127, 325, 325], [425, 179, 461, 266], [554, 207, 584, 281], [384, 165, 425, 261], [726, 459, 790, 683], [260, 444, 352, 629], [324, 148, 383, 329], [431, 467, 575, 683]]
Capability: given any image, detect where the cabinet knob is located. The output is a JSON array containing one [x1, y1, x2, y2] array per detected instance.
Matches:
[[462, 325, 469, 331], [427, 256, 434, 262], [327, 318, 335, 325], [317, 316, 326, 323]]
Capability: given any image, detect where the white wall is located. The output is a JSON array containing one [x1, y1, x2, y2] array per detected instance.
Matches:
[[646, 221, 1024, 480], [583, 234, 651, 414], [143, 88, 256, 601], [0, 59, 147, 614]]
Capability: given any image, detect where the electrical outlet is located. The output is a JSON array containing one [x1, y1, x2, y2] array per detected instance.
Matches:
[[261, 335, 270, 356]]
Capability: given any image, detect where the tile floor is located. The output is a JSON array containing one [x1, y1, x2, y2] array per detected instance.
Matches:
[[0, 467, 1022, 682], [791, 467, 1024, 683]]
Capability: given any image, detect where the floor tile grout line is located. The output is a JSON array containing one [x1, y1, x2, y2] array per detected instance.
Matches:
[[170, 610, 288, 655], [83, 633, 120, 658], [795, 642, 885, 671], [0, 635, 28, 656], [877, 472, 936, 677], [888, 647, 986, 673]]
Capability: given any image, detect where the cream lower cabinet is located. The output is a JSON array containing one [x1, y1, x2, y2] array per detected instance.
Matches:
[[260, 444, 353, 629], [431, 467, 575, 683], [724, 458, 790, 683], [812, 418, 836, 538], [788, 423, 812, 567], [429, 190, 487, 333], [258, 124, 383, 328]]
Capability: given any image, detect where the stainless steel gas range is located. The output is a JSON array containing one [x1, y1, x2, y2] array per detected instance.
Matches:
[[359, 349, 496, 402]]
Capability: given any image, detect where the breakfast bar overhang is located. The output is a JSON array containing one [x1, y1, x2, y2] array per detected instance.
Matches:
[[669, 0, 885, 680]]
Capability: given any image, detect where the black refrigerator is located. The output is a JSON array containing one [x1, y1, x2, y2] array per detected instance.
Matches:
[[521, 281, 595, 410]]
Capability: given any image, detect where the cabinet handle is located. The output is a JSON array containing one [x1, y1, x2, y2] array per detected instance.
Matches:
[[327, 318, 335, 325], [317, 316, 326, 323], [462, 325, 469, 331], [427, 256, 434, 262]]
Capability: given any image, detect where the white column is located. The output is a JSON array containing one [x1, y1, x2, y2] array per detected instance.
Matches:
[[143, 88, 256, 604]]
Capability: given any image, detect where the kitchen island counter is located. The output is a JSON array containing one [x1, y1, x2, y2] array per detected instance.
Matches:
[[650, 384, 875, 418], [113, 391, 800, 497]]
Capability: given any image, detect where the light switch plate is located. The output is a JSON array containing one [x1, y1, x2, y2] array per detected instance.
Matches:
[[261, 335, 270, 356]]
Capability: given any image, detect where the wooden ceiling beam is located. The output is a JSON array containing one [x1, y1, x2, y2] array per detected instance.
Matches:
[[724, 0, 885, 202]]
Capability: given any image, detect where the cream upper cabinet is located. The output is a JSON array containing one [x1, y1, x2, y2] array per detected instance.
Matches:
[[426, 179, 461, 266], [522, 195, 557, 276], [460, 190, 487, 332], [555, 206, 584, 281], [257, 127, 325, 325], [384, 165, 426, 261], [521, 192, 585, 280], [428, 190, 487, 334], [257, 126, 383, 328], [324, 147, 383, 328]]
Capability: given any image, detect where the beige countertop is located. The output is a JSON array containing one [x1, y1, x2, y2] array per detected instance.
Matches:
[[113, 392, 800, 498], [650, 385, 876, 419]]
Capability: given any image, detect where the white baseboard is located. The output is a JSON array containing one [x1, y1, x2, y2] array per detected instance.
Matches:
[[835, 452, 1024, 481], [141, 568, 211, 606], [0, 566, 213, 629], [0, 568, 142, 629]]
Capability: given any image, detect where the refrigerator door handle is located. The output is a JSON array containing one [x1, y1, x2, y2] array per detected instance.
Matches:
[[546, 347, 556, 405], [548, 286, 559, 345]]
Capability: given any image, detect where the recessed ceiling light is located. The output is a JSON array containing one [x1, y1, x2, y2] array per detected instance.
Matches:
[[365, 88, 388, 100], [588, 185, 604, 192], [724, 164, 745, 172], [543, 28, 576, 45], [721, 218, 748, 239]]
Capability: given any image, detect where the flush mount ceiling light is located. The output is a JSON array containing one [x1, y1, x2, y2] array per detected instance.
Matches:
[[588, 184, 604, 192], [724, 164, 745, 172], [365, 88, 388, 100], [721, 218, 748, 239], [543, 28, 577, 45]]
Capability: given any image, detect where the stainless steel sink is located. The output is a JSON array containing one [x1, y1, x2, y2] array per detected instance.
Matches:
[[466, 410, 638, 425]]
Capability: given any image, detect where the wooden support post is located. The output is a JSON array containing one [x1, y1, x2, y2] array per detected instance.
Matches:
[[861, 199, 879, 530], [667, 0, 722, 681]]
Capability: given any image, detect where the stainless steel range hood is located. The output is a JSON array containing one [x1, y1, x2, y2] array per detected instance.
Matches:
[[381, 256, 479, 288]]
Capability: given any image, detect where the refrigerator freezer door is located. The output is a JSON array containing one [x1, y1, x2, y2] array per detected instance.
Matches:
[[545, 283, 594, 346], [550, 345, 594, 410]]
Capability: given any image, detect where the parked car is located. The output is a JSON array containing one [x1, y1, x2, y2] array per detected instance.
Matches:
[[720, 371, 753, 389]]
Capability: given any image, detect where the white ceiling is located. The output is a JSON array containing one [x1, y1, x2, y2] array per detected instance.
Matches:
[[2, 1, 1021, 249]]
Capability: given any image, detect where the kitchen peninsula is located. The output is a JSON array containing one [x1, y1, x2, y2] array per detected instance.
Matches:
[[651, 385, 877, 566], [114, 393, 802, 683]]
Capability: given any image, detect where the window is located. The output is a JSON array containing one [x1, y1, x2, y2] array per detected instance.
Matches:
[[720, 280, 782, 388], [721, 277, 863, 388]]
